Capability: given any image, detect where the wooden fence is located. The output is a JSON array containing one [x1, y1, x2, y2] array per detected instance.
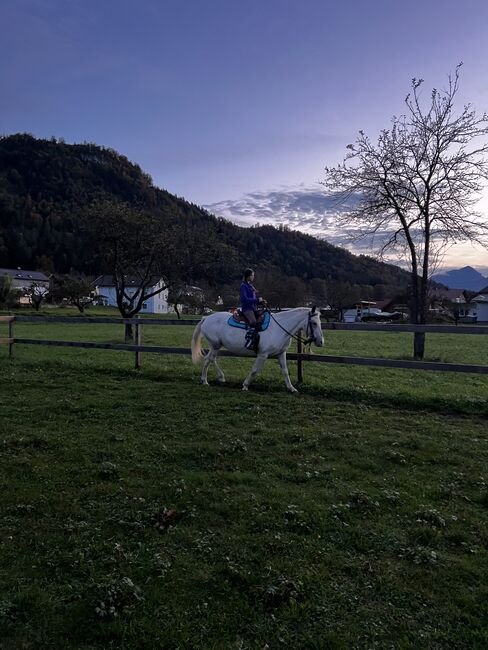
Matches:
[[1, 314, 488, 380]]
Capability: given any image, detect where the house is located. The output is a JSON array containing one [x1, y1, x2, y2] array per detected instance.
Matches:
[[426, 287, 488, 323], [0, 267, 50, 304], [427, 287, 488, 322], [0, 267, 50, 292], [472, 291, 488, 323], [429, 287, 467, 309], [93, 275, 170, 314]]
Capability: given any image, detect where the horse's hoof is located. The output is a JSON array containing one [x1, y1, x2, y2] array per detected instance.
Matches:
[[242, 385, 249, 391], [289, 387, 298, 394], [200, 379, 209, 386], [218, 377, 226, 383]]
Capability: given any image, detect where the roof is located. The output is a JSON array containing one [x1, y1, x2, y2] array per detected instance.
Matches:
[[472, 293, 488, 303], [373, 298, 395, 310], [0, 268, 50, 282], [93, 274, 165, 288], [430, 288, 466, 302]]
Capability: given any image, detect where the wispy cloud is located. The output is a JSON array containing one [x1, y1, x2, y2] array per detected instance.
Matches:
[[205, 185, 488, 273], [205, 183, 363, 250]]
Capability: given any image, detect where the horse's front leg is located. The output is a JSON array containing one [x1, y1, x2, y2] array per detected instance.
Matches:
[[278, 351, 298, 393], [242, 353, 268, 391]]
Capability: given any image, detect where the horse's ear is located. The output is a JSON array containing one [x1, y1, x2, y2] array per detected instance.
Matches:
[[311, 305, 316, 314]]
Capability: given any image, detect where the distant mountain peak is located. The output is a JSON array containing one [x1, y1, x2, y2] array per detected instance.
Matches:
[[432, 266, 488, 291]]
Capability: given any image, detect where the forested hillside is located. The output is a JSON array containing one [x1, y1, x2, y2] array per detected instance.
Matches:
[[0, 134, 411, 303]]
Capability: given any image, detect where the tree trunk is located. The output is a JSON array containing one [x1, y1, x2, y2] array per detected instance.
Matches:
[[124, 322, 134, 342], [413, 332, 425, 360], [408, 272, 427, 360], [173, 303, 181, 319], [411, 282, 428, 360]]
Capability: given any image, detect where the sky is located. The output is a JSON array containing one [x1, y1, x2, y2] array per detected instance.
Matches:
[[1, 0, 488, 272]]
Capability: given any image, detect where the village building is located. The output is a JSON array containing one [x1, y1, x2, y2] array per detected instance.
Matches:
[[92, 275, 169, 314], [428, 286, 488, 323], [0, 267, 50, 291], [472, 291, 488, 322], [0, 267, 50, 304]]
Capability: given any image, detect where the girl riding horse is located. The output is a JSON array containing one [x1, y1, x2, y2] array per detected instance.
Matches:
[[240, 268, 265, 352]]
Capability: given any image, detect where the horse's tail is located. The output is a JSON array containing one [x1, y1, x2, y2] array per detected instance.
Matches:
[[191, 318, 205, 364]]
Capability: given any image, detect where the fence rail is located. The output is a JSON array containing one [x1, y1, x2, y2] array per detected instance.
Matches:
[[6, 314, 488, 334], [2, 314, 488, 378]]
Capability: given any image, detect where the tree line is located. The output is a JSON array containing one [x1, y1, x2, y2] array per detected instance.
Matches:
[[0, 133, 412, 325]]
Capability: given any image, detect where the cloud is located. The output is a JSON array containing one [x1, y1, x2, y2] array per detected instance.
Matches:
[[205, 183, 362, 247], [205, 185, 488, 272]]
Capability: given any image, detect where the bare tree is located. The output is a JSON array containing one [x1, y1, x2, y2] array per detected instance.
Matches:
[[88, 202, 179, 340], [323, 65, 488, 358]]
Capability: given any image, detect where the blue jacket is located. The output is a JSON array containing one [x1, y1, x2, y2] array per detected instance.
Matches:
[[240, 281, 258, 311]]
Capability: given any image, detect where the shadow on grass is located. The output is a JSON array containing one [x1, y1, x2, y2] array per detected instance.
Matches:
[[298, 382, 488, 419], [7, 355, 488, 419]]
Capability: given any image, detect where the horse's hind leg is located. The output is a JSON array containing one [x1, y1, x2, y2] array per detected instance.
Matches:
[[200, 348, 214, 385], [242, 354, 268, 391], [212, 352, 225, 383], [201, 347, 224, 385]]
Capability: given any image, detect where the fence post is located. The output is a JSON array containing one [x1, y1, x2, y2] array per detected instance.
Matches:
[[297, 328, 303, 383], [135, 316, 141, 369], [9, 316, 14, 359]]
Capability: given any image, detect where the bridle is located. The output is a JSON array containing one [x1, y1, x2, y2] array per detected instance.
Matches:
[[267, 309, 318, 346]]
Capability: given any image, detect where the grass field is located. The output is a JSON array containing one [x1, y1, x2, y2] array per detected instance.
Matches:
[[1, 308, 488, 648]]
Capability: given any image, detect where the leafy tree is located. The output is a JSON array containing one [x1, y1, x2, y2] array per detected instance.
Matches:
[[28, 281, 49, 311], [323, 65, 488, 358], [0, 275, 13, 307], [307, 277, 329, 307], [86, 201, 178, 340], [326, 279, 362, 321], [51, 274, 93, 313]]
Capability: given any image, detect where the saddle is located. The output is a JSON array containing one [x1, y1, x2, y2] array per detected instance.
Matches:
[[227, 308, 271, 331]]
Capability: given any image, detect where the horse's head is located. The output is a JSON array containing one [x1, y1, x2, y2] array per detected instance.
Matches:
[[307, 306, 324, 347]]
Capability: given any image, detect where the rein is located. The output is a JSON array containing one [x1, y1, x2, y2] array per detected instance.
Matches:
[[267, 310, 315, 346]]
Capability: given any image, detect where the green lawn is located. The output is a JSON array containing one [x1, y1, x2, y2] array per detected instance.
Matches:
[[1, 309, 488, 648]]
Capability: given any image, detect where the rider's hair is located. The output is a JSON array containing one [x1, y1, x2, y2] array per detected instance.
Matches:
[[243, 268, 254, 281]]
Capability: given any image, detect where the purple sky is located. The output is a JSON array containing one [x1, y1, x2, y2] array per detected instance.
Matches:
[[2, 0, 488, 270]]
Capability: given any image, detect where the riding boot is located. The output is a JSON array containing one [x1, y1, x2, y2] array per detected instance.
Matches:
[[252, 329, 260, 353], [245, 327, 256, 350], [252, 322, 262, 352]]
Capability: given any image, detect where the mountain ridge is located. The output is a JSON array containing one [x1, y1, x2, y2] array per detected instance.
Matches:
[[432, 266, 488, 292], [0, 133, 412, 300]]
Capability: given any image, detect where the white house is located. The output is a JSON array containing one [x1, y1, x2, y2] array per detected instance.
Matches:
[[472, 292, 488, 322], [93, 275, 170, 314]]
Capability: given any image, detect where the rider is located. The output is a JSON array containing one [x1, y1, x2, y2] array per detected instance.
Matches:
[[240, 268, 265, 352]]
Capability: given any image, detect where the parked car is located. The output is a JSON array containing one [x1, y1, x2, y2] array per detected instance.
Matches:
[[359, 308, 406, 322]]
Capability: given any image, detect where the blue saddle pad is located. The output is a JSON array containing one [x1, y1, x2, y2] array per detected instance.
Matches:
[[227, 311, 271, 330]]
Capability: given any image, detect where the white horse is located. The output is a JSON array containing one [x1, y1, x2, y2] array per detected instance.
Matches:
[[191, 307, 324, 392]]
